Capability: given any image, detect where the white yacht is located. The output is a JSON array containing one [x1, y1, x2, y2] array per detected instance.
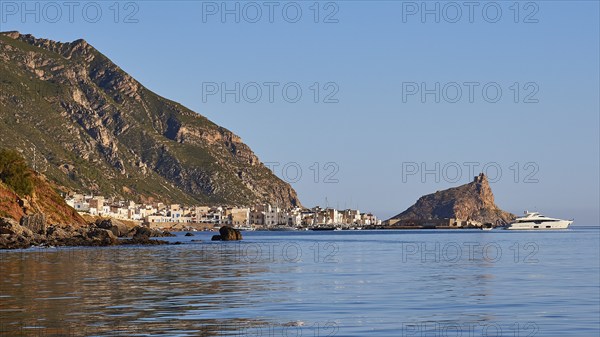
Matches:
[[504, 211, 572, 230], [235, 226, 255, 231]]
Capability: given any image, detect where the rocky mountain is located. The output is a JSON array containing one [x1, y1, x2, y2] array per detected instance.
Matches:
[[389, 173, 515, 225], [0, 31, 300, 207]]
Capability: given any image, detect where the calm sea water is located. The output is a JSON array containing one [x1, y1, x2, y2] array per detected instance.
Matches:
[[1, 227, 599, 337]]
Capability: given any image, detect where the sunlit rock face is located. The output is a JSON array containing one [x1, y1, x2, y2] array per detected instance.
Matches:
[[389, 173, 515, 225]]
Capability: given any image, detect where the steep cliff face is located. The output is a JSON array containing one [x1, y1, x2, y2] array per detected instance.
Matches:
[[0, 31, 300, 207], [390, 173, 515, 225]]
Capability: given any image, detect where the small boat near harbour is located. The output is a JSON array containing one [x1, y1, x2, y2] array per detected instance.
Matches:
[[234, 226, 255, 231], [311, 226, 335, 231], [504, 211, 572, 230], [269, 226, 297, 231]]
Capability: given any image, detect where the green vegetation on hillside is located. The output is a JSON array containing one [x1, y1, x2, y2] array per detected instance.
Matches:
[[0, 32, 300, 208], [0, 148, 34, 196]]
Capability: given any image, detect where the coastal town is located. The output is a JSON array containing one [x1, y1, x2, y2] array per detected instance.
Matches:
[[64, 193, 382, 231]]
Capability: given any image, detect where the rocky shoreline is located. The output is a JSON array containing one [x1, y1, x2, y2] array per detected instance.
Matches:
[[0, 217, 175, 250]]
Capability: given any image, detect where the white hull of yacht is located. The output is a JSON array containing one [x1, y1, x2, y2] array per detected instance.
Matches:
[[505, 220, 572, 230]]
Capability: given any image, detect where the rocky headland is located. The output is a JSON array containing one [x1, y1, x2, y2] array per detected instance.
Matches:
[[388, 173, 515, 227]]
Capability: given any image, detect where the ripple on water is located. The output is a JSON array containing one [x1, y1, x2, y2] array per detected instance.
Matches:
[[0, 228, 598, 336]]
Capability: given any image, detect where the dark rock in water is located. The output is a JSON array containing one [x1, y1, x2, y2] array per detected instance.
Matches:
[[133, 226, 153, 240], [211, 235, 222, 241], [87, 228, 118, 245], [20, 213, 46, 234], [218, 226, 243, 241], [46, 225, 88, 246], [96, 219, 129, 237], [45, 225, 72, 241], [158, 230, 176, 237], [185, 232, 195, 236]]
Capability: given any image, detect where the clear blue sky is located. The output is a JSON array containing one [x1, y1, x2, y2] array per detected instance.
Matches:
[[1, 1, 599, 224]]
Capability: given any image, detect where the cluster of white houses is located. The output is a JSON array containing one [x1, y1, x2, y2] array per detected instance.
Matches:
[[65, 194, 381, 229]]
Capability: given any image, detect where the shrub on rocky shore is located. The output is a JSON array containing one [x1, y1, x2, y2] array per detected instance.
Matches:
[[0, 149, 34, 197]]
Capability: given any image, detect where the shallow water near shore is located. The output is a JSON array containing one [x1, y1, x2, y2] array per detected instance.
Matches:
[[1, 227, 599, 336]]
